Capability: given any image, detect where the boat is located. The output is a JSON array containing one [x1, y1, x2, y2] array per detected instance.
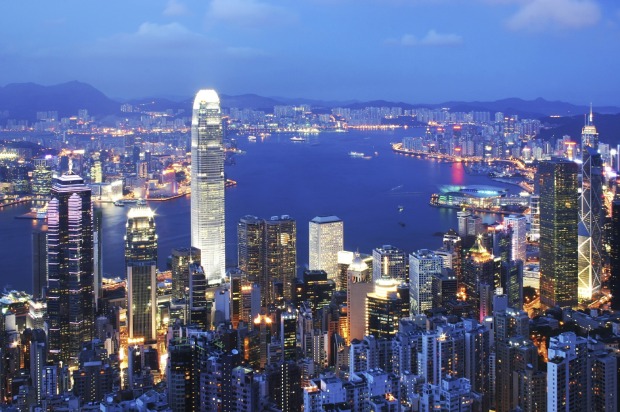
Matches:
[[398, 205, 404, 212], [349, 151, 365, 158], [248, 135, 257, 142], [290, 136, 306, 142], [114, 200, 125, 207], [137, 199, 147, 206]]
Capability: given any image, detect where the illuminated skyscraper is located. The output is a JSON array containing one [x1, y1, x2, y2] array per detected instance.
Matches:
[[578, 147, 603, 301], [365, 278, 408, 339], [581, 105, 599, 152], [238, 215, 265, 283], [463, 236, 501, 321], [409, 249, 443, 315], [538, 158, 579, 309], [171, 247, 200, 300], [264, 215, 296, 304], [372, 244, 407, 281], [504, 215, 526, 263], [191, 89, 225, 285], [46, 172, 94, 365], [309, 216, 343, 281], [125, 206, 157, 342]]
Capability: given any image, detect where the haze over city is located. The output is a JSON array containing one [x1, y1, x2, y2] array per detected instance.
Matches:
[[1, 0, 619, 104]]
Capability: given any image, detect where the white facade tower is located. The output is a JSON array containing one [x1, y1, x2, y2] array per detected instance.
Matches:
[[309, 216, 343, 281], [191, 89, 225, 285]]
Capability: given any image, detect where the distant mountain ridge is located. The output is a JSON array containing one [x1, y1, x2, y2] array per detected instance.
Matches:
[[0, 81, 618, 121]]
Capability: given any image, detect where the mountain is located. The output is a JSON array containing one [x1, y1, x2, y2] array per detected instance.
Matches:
[[0, 81, 119, 120], [0, 81, 618, 121], [538, 113, 620, 146]]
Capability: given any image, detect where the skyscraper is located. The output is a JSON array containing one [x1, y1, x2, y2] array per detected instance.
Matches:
[[264, 215, 296, 304], [610, 200, 620, 311], [308, 216, 343, 281], [462, 236, 501, 321], [191, 89, 225, 285], [372, 244, 407, 281], [538, 158, 579, 309], [238, 215, 265, 283], [171, 247, 200, 301], [365, 278, 408, 339], [409, 249, 443, 315], [578, 147, 603, 301], [46, 172, 94, 365], [504, 214, 526, 263], [125, 206, 157, 342]]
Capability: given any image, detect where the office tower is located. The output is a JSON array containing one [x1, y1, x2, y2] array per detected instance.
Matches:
[[501, 259, 523, 310], [529, 195, 541, 242], [547, 332, 587, 412], [610, 200, 620, 310], [443, 229, 462, 283], [337, 250, 354, 291], [46, 172, 94, 365], [372, 245, 407, 281], [504, 214, 527, 263], [538, 159, 579, 309], [309, 216, 343, 281], [296, 270, 335, 312], [463, 236, 501, 321], [346, 252, 374, 342], [264, 215, 296, 304], [457, 210, 471, 239], [125, 206, 157, 342], [578, 147, 603, 302], [93, 208, 103, 312], [238, 215, 265, 283], [365, 278, 408, 339], [188, 263, 209, 328], [409, 249, 443, 315], [487, 222, 513, 264], [171, 247, 200, 300], [125, 206, 157, 262], [32, 158, 53, 197], [191, 89, 225, 285], [281, 306, 298, 361], [581, 105, 599, 152], [32, 230, 47, 300]]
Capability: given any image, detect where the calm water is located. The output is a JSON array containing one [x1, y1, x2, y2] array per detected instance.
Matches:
[[0, 129, 508, 292]]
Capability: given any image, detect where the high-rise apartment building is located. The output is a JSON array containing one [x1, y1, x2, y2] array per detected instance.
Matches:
[[46, 172, 94, 366], [538, 159, 579, 309], [372, 245, 407, 281], [308, 216, 343, 281], [463, 236, 501, 321], [578, 147, 603, 301], [547, 332, 587, 412], [125, 206, 157, 342], [191, 89, 225, 285]]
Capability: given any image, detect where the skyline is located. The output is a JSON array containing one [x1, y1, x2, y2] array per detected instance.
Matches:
[[1, 1, 619, 105]]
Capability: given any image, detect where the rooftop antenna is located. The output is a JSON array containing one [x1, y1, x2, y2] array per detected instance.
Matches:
[[589, 102, 593, 125]]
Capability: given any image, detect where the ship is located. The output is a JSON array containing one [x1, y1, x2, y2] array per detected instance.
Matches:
[[248, 135, 257, 142], [290, 136, 306, 142], [349, 151, 365, 158]]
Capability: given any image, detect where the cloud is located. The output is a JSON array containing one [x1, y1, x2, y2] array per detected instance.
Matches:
[[83, 22, 214, 58], [207, 0, 297, 27], [486, 0, 602, 31], [163, 0, 188, 16], [389, 30, 463, 46]]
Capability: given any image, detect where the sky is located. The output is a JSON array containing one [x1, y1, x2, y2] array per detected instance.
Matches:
[[0, 0, 619, 104]]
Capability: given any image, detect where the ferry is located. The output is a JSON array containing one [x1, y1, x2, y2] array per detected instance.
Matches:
[[349, 151, 365, 158], [398, 205, 404, 212], [114, 200, 125, 207], [248, 135, 257, 142], [290, 136, 306, 142]]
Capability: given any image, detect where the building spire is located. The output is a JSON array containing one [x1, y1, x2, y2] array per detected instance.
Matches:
[[589, 102, 593, 125]]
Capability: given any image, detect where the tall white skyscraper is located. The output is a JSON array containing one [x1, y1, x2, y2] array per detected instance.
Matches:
[[409, 249, 443, 315], [191, 89, 225, 285], [309, 216, 343, 281], [504, 215, 526, 263]]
